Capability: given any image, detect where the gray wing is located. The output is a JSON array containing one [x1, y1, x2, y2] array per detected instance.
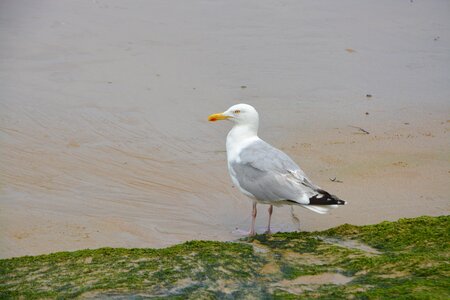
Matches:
[[230, 140, 319, 203]]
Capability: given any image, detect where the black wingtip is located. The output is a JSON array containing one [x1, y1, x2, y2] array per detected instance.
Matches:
[[309, 190, 346, 205], [337, 199, 347, 205]]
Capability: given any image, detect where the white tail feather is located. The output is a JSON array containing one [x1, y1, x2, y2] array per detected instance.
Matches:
[[300, 204, 338, 214]]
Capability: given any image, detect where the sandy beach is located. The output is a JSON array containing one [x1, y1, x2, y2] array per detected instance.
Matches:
[[1, 0, 449, 258]]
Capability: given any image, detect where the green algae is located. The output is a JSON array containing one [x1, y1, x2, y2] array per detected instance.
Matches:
[[1, 216, 449, 299]]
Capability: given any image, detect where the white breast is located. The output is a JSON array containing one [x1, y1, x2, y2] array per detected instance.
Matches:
[[225, 126, 260, 198]]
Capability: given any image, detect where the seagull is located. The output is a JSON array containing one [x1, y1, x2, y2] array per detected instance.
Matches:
[[208, 103, 346, 236]]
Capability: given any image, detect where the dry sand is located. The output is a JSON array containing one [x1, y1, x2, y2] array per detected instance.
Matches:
[[1, 0, 449, 258]]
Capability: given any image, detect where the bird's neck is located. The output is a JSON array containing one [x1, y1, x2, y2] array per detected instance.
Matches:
[[226, 124, 259, 157]]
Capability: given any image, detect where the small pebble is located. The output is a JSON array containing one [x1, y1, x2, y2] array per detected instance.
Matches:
[[366, 94, 372, 98]]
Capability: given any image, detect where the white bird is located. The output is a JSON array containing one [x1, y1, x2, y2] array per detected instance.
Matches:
[[208, 104, 346, 236]]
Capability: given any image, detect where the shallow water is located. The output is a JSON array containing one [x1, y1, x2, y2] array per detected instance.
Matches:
[[319, 237, 380, 254], [1, 0, 449, 257]]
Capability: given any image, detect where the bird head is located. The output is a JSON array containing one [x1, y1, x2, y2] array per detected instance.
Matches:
[[208, 104, 259, 128]]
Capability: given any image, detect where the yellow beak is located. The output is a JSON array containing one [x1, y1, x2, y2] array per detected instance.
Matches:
[[208, 113, 230, 122]]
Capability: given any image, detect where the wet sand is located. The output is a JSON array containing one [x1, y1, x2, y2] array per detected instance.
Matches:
[[1, 0, 449, 258]]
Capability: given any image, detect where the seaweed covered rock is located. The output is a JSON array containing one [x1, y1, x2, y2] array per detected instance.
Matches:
[[1, 216, 449, 299]]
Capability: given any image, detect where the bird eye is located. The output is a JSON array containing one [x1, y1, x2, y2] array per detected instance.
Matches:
[[234, 110, 241, 114]]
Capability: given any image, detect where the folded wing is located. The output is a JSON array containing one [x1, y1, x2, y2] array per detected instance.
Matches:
[[230, 140, 346, 211]]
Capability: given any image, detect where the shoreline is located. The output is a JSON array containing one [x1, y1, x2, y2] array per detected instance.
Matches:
[[1, 112, 449, 258]]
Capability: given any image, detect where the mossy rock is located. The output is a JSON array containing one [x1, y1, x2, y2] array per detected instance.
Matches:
[[1, 216, 449, 299]]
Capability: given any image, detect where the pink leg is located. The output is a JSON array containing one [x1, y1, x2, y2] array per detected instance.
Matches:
[[249, 201, 257, 236], [265, 205, 273, 234]]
